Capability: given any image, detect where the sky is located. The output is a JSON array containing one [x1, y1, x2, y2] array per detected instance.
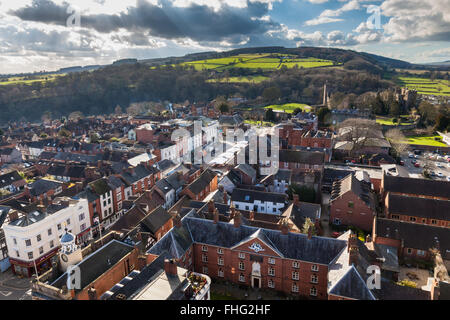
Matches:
[[0, 0, 449, 74]]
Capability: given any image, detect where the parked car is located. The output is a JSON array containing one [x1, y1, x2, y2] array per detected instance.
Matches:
[[408, 153, 414, 158], [399, 160, 405, 166], [414, 162, 420, 168]]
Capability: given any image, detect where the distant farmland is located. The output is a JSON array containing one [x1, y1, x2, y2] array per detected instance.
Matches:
[[0, 74, 65, 86], [397, 76, 450, 96], [159, 53, 338, 72]]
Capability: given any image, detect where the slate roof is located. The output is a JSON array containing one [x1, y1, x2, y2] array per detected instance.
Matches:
[[382, 174, 450, 199], [231, 188, 287, 204], [101, 252, 170, 300], [375, 218, 450, 259], [387, 193, 450, 221], [0, 171, 24, 188], [141, 206, 172, 234], [149, 214, 347, 265], [278, 149, 324, 165], [29, 179, 63, 196], [235, 164, 256, 180], [156, 179, 174, 195], [283, 202, 321, 230], [51, 240, 135, 292], [331, 173, 375, 208], [184, 169, 216, 195], [120, 164, 154, 184], [329, 266, 376, 300]]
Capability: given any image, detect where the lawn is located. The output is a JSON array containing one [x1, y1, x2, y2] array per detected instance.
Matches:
[[0, 74, 65, 86], [264, 103, 312, 113], [244, 120, 275, 126], [376, 116, 413, 126], [402, 135, 448, 147], [206, 75, 269, 83], [396, 76, 450, 96]]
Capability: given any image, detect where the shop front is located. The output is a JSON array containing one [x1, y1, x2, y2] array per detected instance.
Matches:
[[9, 247, 60, 278]]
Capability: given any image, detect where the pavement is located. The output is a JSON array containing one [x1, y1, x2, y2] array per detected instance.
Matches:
[[0, 269, 32, 300]]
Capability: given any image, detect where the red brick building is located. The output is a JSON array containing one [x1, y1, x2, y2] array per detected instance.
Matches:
[[181, 169, 218, 201], [148, 211, 354, 300], [330, 173, 376, 232], [384, 193, 450, 228]]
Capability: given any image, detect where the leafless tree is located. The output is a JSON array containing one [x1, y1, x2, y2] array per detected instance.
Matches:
[[385, 128, 409, 156], [336, 118, 382, 156]]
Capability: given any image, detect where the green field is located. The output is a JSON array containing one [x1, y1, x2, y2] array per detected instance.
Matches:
[[396, 76, 450, 96], [0, 74, 65, 86], [264, 103, 312, 113], [376, 116, 414, 126], [401, 135, 448, 147], [206, 75, 269, 83], [159, 53, 337, 72]]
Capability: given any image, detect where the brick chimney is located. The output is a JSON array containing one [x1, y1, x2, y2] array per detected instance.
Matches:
[[307, 226, 313, 240], [293, 194, 299, 206], [223, 191, 228, 204], [249, 211, 255, 221], [280, 219, 290, 235], [145, 190, 152, 201], [164, 259, 178, 276], [349, 246, 359, 266], [233, 210, 241, 228], [128, 166, 135, 175], [208, 200, 215, 213], [173, 213, 182, 228], [348, 233, 357, 252], [213, 208, 219, 224]]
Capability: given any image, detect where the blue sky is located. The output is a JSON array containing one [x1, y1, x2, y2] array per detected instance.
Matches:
[[0, 0, 449, 74]]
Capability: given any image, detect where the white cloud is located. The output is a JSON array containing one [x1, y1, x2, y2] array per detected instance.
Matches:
[[304, 0, 360, 26]]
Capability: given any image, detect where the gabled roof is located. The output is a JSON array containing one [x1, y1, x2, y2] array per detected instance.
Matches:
[[141, 206, 171, 234], [387, 193, 450, 221], [0, 171, 24, 188], [184, 169, 217, 195], [29, 179, 63, 196], [328, 266, 376, 300], [382, 174, 450, 199], [149, 213, 347, 265], [278, 149, 324, 165], [375, 218, 450, 259], [230, 229, 284, 257]]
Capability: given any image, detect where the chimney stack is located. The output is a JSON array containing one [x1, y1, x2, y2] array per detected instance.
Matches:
[[349, 246, 359, 266], [173, 213, 182, 228], [307, 226, 313, 240], [280, 219, 290, 235], [213, 208, 219, 224], [164, 259, 178, 276], [249, 211, 255, 221], [233, 210, 241, 228], [223, 191, 228, 205], [145, 190, 152, 201], [208, 200, 215, 213]]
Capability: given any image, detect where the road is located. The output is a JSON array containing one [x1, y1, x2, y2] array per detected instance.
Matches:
[[0, 269, 32, 300]]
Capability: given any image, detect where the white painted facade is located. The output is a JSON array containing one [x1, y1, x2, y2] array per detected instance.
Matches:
[[3, 198, 91, 264]]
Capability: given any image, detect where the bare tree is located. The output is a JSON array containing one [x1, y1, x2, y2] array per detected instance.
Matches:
[[385, 128, 409, 157], [336, 118, 382, 156]]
